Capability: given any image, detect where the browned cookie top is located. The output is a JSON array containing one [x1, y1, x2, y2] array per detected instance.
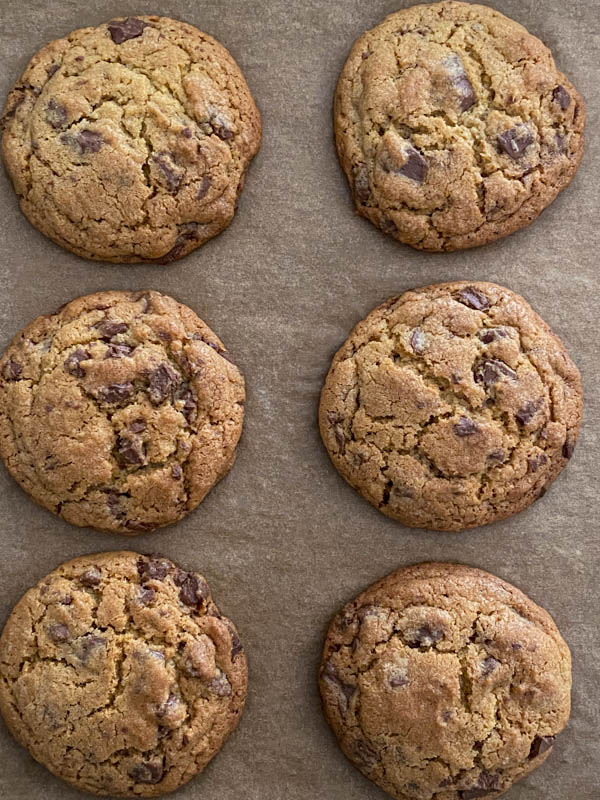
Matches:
[[1, 16, 261, 262], [0, 290, 245, 533], [319, 282, 581, 531], [0, 552, 247, 797], [320, 563, 571, 800], [335, 1, 585, 251]]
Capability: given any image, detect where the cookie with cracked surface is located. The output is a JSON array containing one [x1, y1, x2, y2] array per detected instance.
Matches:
[[1, 15, 261, 262], [320, 562, 571, 800], [335, 1, 585, 250], [319, 281, 581, 531], [0, 290, 244, 533], [0, 551, 247, 797]]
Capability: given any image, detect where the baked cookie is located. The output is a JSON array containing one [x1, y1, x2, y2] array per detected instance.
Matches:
[[320, 562, 571, 800], [0, 290, 244, 533], [0, 551, 247, 797], [1, 16, 261, 262], [334, 2, 585, 250], [319, 281, 581, 531]]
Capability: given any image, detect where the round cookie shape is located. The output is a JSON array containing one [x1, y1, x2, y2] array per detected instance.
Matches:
[[1, 16, 261, 263], [0, 290, 245, 533], [320, 562, 571, 800], [0, 551, 247, 797], [319, 281, 581, 531], [334, 1, 585, 251]]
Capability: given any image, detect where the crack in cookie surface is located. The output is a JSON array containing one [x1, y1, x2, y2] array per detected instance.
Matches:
[[1, 16, 261, 262], [319, 282, 581, 531], [319, 563, 571, 800], [0, 551, 247, 797], [0, 290, 245, 533], [335, 1, 585, 251]]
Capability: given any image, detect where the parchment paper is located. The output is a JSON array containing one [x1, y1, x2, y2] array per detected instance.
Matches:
[[0, 1, 598, 798]]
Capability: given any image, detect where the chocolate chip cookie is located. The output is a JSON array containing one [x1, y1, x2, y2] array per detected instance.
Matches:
[[0, 290, 244, 533], [335, 2, 585, 250], [319, 281, 581, 531], [320, 562, 571, 800], [0, 551, 247, 797], [1, 16, 261, 262]]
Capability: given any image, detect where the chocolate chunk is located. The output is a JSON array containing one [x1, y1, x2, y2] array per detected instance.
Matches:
[[106, 490, 125, 520], [230, 630, 243, 659], [553, 85, 571, 111], [129, 419, 146, 433], [396, 146, 428, 182], [209, 674, 232, 696], [497, 126, 534, 159], [46, 64, 60, 78], [128, 760, 164, 785], [79, 568, 101, 587], [479, 327, 507, 343], [115, 436, 145, 467], [474, 358, 517, 387], [94, 320, 128, 339], [528, 453, 548, 473], [460, 771, 499, 798], [147, 363, 178, 404], [138, 586, 156, 605], [408, 625, 444, 647], [153, 152, 183, 194], [410, 328, 426, 354], [45, 99, 67, 129], [182, 127, 193, 138], [456, 286, 490, 310], [2, 359, 22, 380], [562, 437, 575, 459], [454, 416, 478, 436], [481, 656, 500, 676], [64, 347, 90, 377], [529, 735, 555, 759], [108, 17, 151, 44], [105, 342, 134, 359], [321, 661, 356, 713], [210, 109, 233, 140], [77, 634, 105, 663], [488, 448, 506, 463], [197, 174, 212, 200], [516, 400, 539, 426], [97, 382, 134, 405], [175, 385, 197, 424], [446, 54, 476, 111], [177, 573, 208, 608], [137, 557, 171, 581], [48, 624, 70, 643], [62, 129, 104, 154], [388, 671, 409, 688], [154, 223, 201, 264], [172, 464, 182, 480], [353, 163, 371, 204]]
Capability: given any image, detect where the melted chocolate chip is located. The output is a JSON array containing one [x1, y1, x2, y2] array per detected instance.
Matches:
[[488, 448, 506, 463], [209, 109, 233, 140], [94, 320, 128, 339], [62, 129, 104, 154], [46, 64, 60, 78], [230, 630, 244, 659], [108, 17, 151, 44], [176, 573, 208, 608], [79, 567, 101, 587], [64, 348, 90, 377], [479, 327, 507, 343], [128, 760, 164, 785], [115, 436, 145, 467], [105, 342, 134, 359], [460, 771, 499, 798], [456, 286, 490, 310], [528, 453, 548, 473], [353, 163, 370, 204], [97, 382, 134, 405], [129, 419, 146, 433], [516, 400, 539, 426], [155, 223, 201, 264], [553, 85, 571, 111], [147, 363, 178, 404], [408, 625, 444, 647], [497, 126, 534, 159], [45, 99, 67, 129], [175, 384, 197, 424], [321, 661, 356, 713], [153, 152, 183, 194], [410, 328, 426, 354], [138, 586, 156, 605], [388, 670, 409, 688], [137, 557, 171, 581], [48, 624, 70, 643], [481, 656, 500, 676], [78, 634, 105, 663], [474, 358, 517, 387], [454, 416, 478, 436], [172, 464, 182, 480], [562, 437, 575, 459], [397, 146, 428, 183], [197, 174, 212, 200], [2, 359, 22, 380], [126, 520, 155, 532], [529, 735, 555, 759], [446, 54, 476, 111]]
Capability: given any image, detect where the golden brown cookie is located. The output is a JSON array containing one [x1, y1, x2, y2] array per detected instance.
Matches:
[[0, 290, 244, 533], [319, 281, 582, 531], [1, 16, 261, 262], [0, 551, 247, 797], [320, 562, 571, 800], [334, 2, 585, 250]]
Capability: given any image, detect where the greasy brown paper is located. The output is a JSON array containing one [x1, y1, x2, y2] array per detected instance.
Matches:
[[0, 1, 598, 798]]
